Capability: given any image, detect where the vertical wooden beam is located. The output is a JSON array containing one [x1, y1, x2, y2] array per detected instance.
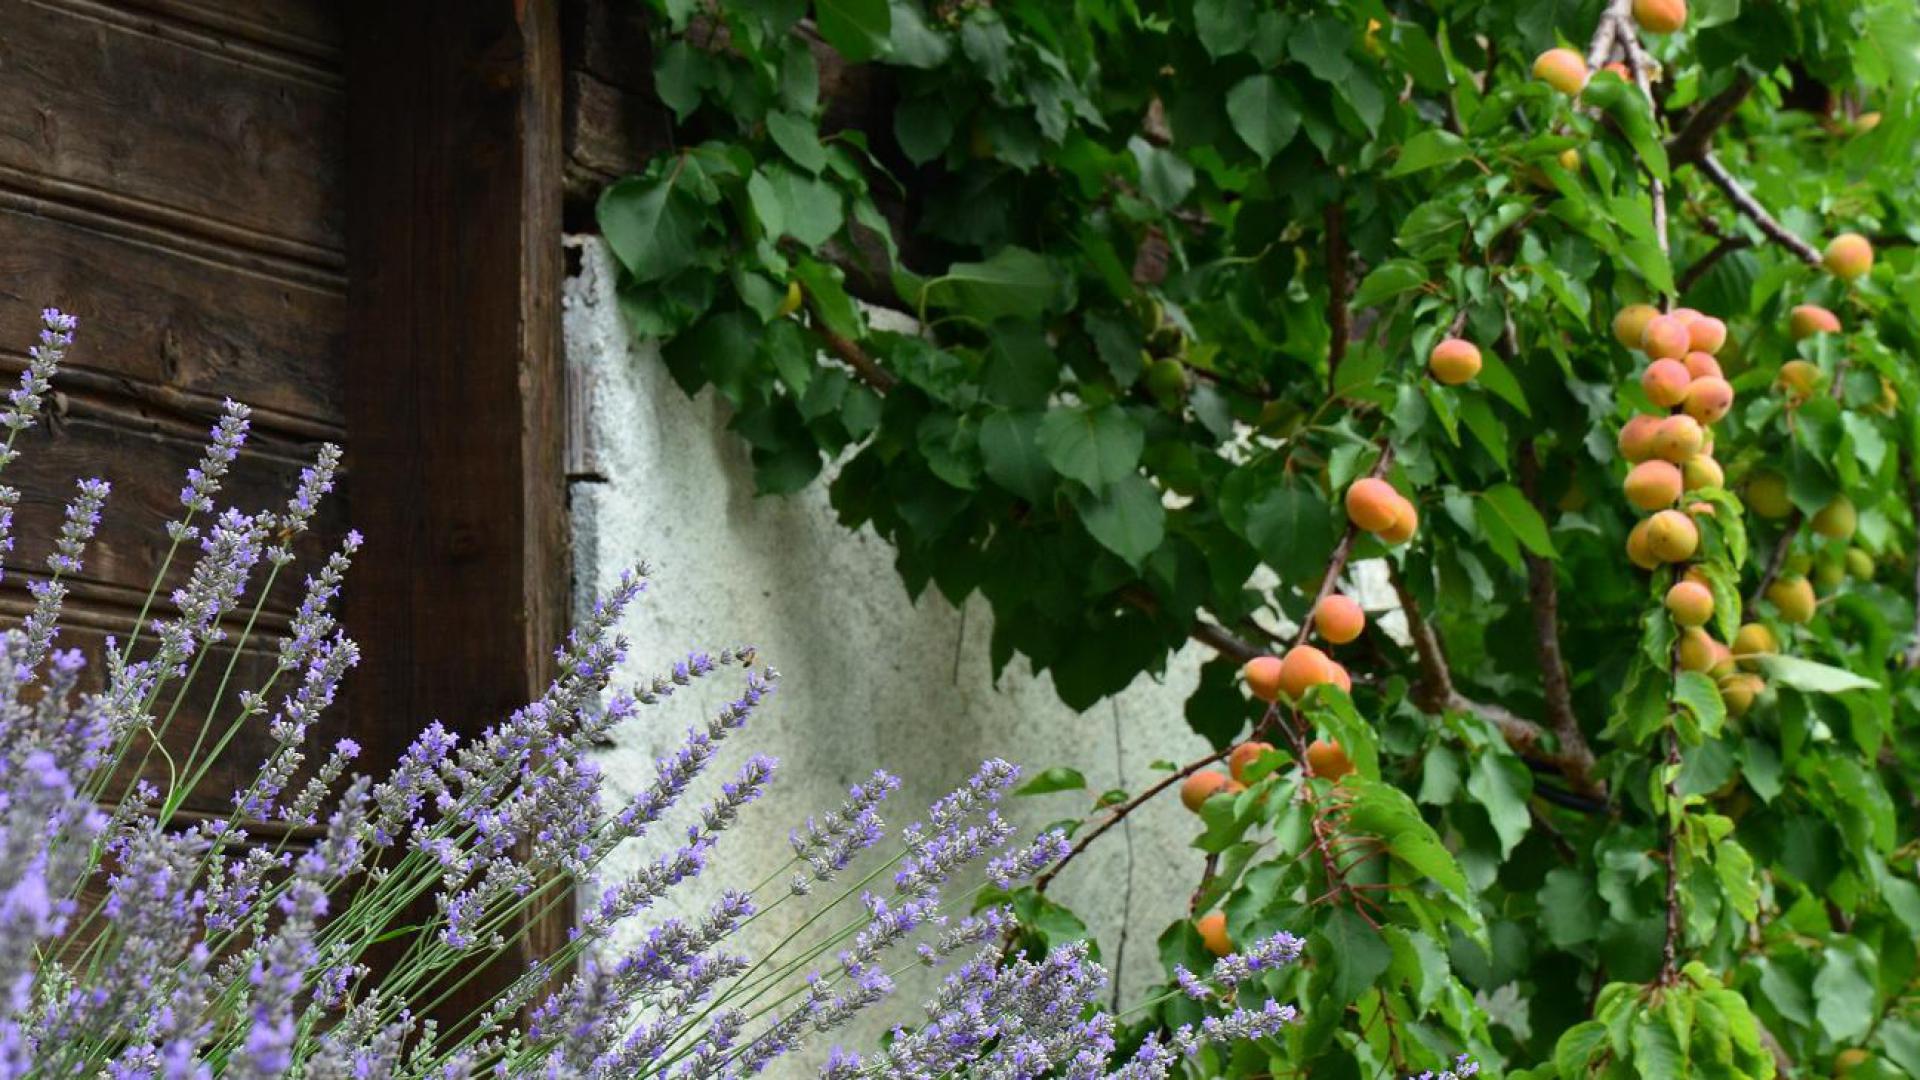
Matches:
[[344, 0, 568, 1024]]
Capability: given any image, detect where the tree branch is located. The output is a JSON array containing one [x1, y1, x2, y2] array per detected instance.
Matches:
[[1519, 443, 1600, 794], [1388, 566, 1554, 763], [1696, 153, 1824, 266], [1033, 743, 1233, 897], [1665, 72, 1755, 167], [1747, 510, 1803, 610], [807, 315, 899, 394], [1675, 236, 1752, 295]]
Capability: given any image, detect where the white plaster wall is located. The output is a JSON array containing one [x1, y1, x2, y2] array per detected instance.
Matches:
[[563, 237, 1218, 1058]]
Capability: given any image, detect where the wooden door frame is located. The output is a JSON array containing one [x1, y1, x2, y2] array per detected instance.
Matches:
[[343, 0, 571, 1022]]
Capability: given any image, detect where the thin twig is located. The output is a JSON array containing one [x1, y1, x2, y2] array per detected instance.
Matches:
[[1293, 445, 1394, 649], [1696, 154, 1824, 265], [1748, 510, 1803, 609], [1676, 236, 1752, 294], [1032, 745, 1233, 896], [1388, 565, 1553, 763], [806, 311, 899, 393], [1665, 72, 1755, 167], [1519, 442, 1600, 794], [1905, 451, 1920, 670]]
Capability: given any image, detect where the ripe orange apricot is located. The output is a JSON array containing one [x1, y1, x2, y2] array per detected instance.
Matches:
[[1429, 338, 1483, 385], [1744, 471, 1793, 519], [1641, 315, 1692, 360], [1778, 359, 1822, 398], [1789, 304, 1841, 340], [1677, 627, 1717, 672], [1329, 662, 1352, 695], [1824, 233, 1874, 280], [1642, 359, 1693, 407], [1732, 622, 1777, 667], [1618, 414, 1663, 463], [1603, 61, 1631, 80], [1377, 496, 1419, 545], [1633, 0, 1687, 32], [1683, 376, 1735, 425], [1180, 770, 1232, 812], [1613, 304, 1661, 350], [1345, 478, 1401, 532], [1196, 911, 1233, 957], [1313, 594, 1366, 644], [1682, 454, 1724, 491], [1767, 575, 1817, 624], [1682, 351, 1723, 379], [1624, 460, 1684, 511], [1652, 415, 1705, 464], [1305, 739, 1354, 780], [1812, 496, 1857, 539], [1686, 315, 1727, 355], [1228, 741, 1276, 784], [1646, 509, 1700, 563], [1626, 518, 1660, 570], [1277, 645, 1338, 700], [1243, 655, 1284, 702], [1665, 580, 1714, 627], [1533, 48, 1589, 94], [1708, 638, 1736, 677]]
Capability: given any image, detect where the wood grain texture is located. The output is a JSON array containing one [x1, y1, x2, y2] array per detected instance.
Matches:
[[0, 0, 346, 256], [346, 0, 569, 1026]]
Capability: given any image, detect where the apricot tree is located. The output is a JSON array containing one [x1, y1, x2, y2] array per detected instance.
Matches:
[[602, 0, 1920, 1074]]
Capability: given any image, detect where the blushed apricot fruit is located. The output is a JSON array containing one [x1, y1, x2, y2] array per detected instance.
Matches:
[[1670, 308, 1703, 324], [1345, 478, 1401, 532], [1812, 496, 1857, 540], [1666, 580, 1714, 627], [1683, 376, 1735, 425], [1686, 316, 1727, 355], [1745, 471, 1792, 519], [1313, 595, 1366, 644], [1789, 304, 1841, 340], [1613, 304, 1660, 349], [1429, 338, 1483, 385], [1641, 315, 1692, 360], [1683, 351, 1723, 379], [1778, 360, 1822, 398], [1708, 639, 1736, 677], [1682, 454, 1724, 491], [1824, 233, 1874, 280], [1626, 518, 1660, 570], [1243, 656, 1284, 702], [1278, 645, 1339, 700], [1330, 662, 1352, 695], [1678, 628, 1717, 672], [1197, 911, 1232, 957], [1733, 622, 1777, 667], [1719, 672, 1762, 717], [1619, 414, 1663, 462], [1533, 48, 1589, 94], [1646, 509, 1700, 562], [1642, 359, 1693, 407], [1305, 739, 1355, 780], [1633, 0, 1687, 32], [1625, 460, 1684, 511], [1378, 496, 1419, 545], [1180, 770, 1232, 812], [1228, 741, 1276, 784], [1652, 415, 1705, 463], [1767, 575, 1817, 624]]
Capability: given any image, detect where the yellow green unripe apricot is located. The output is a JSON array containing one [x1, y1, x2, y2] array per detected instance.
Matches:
[[1144, 357, 1188, 403], [1626, 518, 1660, 571], [1677, 627, 1718, 672], [1744, 471, 1793, 519], [1429, 338, 1483, 385], [1613, 304, 1660, 350], [1687, 316, 1727, 355], [1683, 376, 1735, 425], [1778, 360, 1823, 399], [1719, 672, 1764, 717], [1782, 551, 1813, 577], [1846, 547, 1876, 579], [1641, 315, 1692, 360], [1682, 454, 1724, 491], [1642, 359, 1692, 408], [1814, 553, 1847, 592], [776, 279, 804, 318], [1313, 594, 1366, 645], [1812, 496, 1857, 540], [1624, 460, 1684, 511], [1533, 48, 1589, 95], [1733, 622, 1778, 668], [1652, 415, 1705, 464], [1645, 509, 1700, 563], [1824, 233, 1875, 281], [1633, 0, 1688, 33], [1558, 147, 1581, 171], [1665, 579, 1714, 627], [1766, 575, 1817, 624], [1618, 414, 1663, 463], [1789, 304, 1841, 340]]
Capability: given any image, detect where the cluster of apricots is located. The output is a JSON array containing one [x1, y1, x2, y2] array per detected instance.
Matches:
[[1531, 0, 1688, 97]]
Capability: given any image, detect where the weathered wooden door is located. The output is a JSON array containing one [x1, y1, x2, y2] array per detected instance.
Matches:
[[0, 0, 351, 812]]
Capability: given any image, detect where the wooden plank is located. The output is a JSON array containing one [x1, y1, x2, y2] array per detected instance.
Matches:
[[37, 0, 343, 87], [345, 0, 568, 1025], [0, 0, 346, 256], [0, 205, 346, 427], [108, 0, 345, 65]]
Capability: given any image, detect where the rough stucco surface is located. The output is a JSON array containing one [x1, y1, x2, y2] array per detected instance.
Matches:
[[562, 237, 1220, 1053]]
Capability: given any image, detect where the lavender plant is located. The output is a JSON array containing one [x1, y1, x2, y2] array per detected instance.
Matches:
[[0, 309, 1318, 1078]]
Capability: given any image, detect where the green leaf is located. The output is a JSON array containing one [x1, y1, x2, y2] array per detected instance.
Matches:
[[1015, 767, 1086, 796], [922, 247, 1062, 322], [1555, 1020, 1611, 1076], [1075, 475, 1166, 568], [1814, 942, 1877, 1043], [894, 97, 954, 165], [1351, 259, 1427, 309], [1128, 137, 1195, 210], [1038, 405, 1144, 489], [1289, 14, 1355, 84], [1224, 74, 1300, 164], [1539, 868, 1602, 947], [978, 411, 1054, 503], [764, 165, 844, 248], [1466, 753, 1532, 857], [1630, 1006, 1687, 1078], [1389, 129, 1471, 176], [1315, 907, 1393, 1004], [1582, 73, 1671, 182], [816, 0, 892, 62], [1751, 655, 1879, 693], [1673, 671, 1728, 743], [886, 0, 950, 67], [1193, 0, 1254, 58], [1479, 483, 1557, 558], [766, 111, 828, 173], [1240, 483, 1335, 585], [599, 175, 705, 283]]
